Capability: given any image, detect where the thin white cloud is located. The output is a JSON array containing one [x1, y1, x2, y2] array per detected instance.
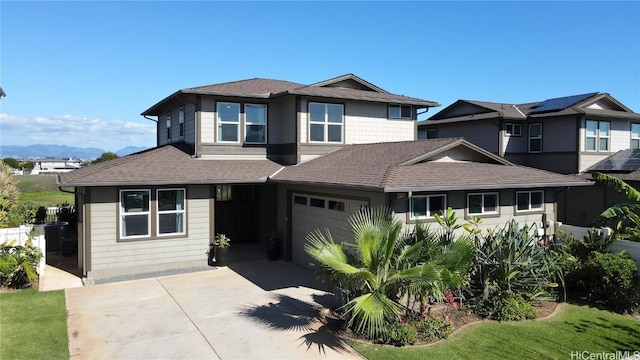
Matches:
[[0, 113, 156, 150]]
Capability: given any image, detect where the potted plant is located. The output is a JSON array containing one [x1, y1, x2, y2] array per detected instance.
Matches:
[[265, 230, 281, 261], [208, 233, 231, 266]]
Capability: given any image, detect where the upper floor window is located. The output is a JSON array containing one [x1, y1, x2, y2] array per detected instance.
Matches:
[[516, 190, 544, 212], [505, 123, 522, 136], [120, 190, 151, 239], [389, 104, 412, 119], [178, 107, 185, 138], [166, 113, 172, 141], [217, 102, 240, 143], [586, 120, 610, 152], [529, 123, 542, 153], [631, 123, 640, 149], [157, 189, 186, 236], [245, 104, 267, 144], [309, 102, 343, 143], [468, 192, 499, 216], [410, 194, 446, 220]]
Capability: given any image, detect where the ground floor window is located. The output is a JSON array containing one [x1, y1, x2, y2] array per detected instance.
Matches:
[[120, 190, 151, 238], [468, 193, 499, 215], [157, 189, 186, 236], [516, 190, 544, 212], [410, 194, 446, 220]]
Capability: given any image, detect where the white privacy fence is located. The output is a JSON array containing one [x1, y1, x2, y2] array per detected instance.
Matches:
[[0, 225, 46, 275], [556, 223, 640, 268]]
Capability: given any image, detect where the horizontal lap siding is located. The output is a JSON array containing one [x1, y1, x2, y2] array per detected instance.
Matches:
[[345, 102, 414, 143], [88, 185, 210, 272]]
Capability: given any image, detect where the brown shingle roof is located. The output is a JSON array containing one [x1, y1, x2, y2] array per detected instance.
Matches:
[[58, 144, 283, 186], [142, 74, 439, 116], [271, 139, 591, 191]]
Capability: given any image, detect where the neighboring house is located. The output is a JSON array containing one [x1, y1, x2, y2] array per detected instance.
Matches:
[[58, 74, 591, 280], [559, 149, 640, 226], [418, 93, 640, 175], [31, 157, 82, 174]]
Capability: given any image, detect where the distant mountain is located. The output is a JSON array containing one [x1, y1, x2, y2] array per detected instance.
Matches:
[[0, 144, 150, 160]]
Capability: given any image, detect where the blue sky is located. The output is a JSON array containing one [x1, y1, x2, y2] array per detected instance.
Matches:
[[1, 1, 639, 151]]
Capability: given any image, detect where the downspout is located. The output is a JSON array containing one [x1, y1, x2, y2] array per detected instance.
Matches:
[[59, 186, 87, 278]]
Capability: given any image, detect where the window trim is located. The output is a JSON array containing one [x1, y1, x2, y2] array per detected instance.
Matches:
[[120, 189, 151, 240], [216, 102, 241, 143], [308, 102, 344, 144], [467, 192, 500, 216], [244, 103, 267, 144], [528, 123, 542, 153], [585, 120, 611, 152], [178, 107, 184, 138], [515, 190, 544, 213], [632, 123, 640, 149], [409, 194, 447, 220], [505, 123, 522, 137], [166, 113, 172, 141], [389, 104, 412, 119], [156, 188, 186, 237]]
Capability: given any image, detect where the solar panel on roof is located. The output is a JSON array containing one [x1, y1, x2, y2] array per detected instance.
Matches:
[[589, 149, 640, 172], [530, 92, 599, 114]]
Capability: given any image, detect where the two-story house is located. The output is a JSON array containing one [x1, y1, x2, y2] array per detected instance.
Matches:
[[417, 93, 640, 226], [58, 74, 590, 280], [418, 92, 640, 174]]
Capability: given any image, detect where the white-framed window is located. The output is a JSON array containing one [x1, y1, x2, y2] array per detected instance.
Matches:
[[632, 123, 640, 149], [120, 190, 151, 239], [245, 104, 267, 144], [586, 120, 610, 152], [528, 123, 542, 153], [506, 123, 522, 136], [178, 107, 184, 138], [166, 113, 172, 141], [217, 102, 240, 143], [309, 102, 343, 143], [410, 194, 446, 220], [468, 192, 499, 215], [516, 190, 544, 212], [389, 104, 412, 119], [157, 189, 186, 236]]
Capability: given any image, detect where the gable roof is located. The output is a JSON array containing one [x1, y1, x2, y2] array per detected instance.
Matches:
[[271, 138, 591, 192], [421, 93, 640, 125], [142, 74, 439, 116], [57, 143, 283, 187]]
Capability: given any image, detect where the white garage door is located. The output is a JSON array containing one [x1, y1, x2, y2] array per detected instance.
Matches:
[[291, 193, 368, 269]]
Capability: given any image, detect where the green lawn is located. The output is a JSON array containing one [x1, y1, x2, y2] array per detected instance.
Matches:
[[350, 304, 640, 360], [15, 175, 73, 206], [0, 288, 69, 360]]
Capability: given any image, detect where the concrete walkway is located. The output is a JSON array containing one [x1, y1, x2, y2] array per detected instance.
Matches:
[[39, 265, 84, 292], [65, 261, 362, 360]]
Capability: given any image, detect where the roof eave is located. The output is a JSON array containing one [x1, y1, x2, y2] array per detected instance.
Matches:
[[59, 178, 271, 187], [384, 181, 593, 193]]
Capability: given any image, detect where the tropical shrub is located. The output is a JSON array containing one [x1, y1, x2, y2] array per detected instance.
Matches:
[[305, 206, 474, 339], [577, 251, 640, 313], [5, 202, 41, 227], [376, 322, 418, 347], [411, 315, 453, 341], [469, 291, 538, 321], [592, 172, 640, 242], [468, 221, 558, 320], [0, 237, 43, 289]]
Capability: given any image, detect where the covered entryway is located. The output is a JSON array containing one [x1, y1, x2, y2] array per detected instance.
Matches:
[[214, 185, 260, 243], [291, 193, 368, 268]]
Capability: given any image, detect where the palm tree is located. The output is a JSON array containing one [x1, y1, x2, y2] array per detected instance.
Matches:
[[305, 206, 474, 338]]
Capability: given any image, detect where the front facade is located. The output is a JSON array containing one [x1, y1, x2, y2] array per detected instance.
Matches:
[[59, 75, 591, 280], [418, 93, 640, 174]]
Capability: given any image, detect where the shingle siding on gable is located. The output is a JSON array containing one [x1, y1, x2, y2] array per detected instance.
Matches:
[[345, 102, 415, 144]]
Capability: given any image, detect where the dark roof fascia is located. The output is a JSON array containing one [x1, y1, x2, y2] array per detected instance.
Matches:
[[399, 139, 513, 166], [308, 73, 390, 94], [419, 112, 526, 126], [267, 178, 384, 192], [58, 178, 271, 188], [286, 89, 439, 108], [384, 180, 593, 193], [141, 90, 185, 116], [428, 100, 499, 120]]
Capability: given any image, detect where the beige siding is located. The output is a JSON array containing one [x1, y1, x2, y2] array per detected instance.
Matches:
[[345, 102, 414, 144], [200, 111, 215, 144], [611, 119, 632, 152], [87, 185, 210, 277]]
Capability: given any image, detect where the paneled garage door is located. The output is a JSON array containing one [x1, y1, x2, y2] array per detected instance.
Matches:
[[291, 193, 368, 269]]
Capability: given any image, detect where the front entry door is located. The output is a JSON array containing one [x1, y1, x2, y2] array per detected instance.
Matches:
[[214, 185, 259, 243]]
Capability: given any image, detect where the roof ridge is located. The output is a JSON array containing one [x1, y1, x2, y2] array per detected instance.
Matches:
[[185, 77, 305, 91]]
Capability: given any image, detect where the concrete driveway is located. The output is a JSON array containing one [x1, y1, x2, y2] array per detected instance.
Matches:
[[65, 261, 362, 360]]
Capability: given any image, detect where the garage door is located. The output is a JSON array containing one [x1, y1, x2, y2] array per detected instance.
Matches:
[[291, 193, 368, 269]]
